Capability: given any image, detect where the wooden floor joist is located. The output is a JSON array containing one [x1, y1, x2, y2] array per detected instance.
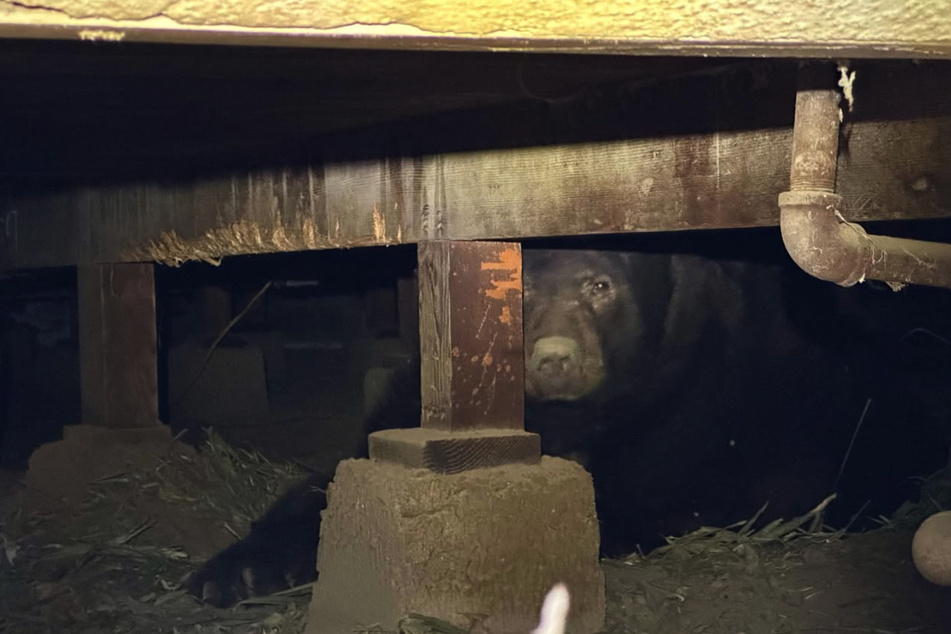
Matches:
[[2, 62, 950, 271], [77, 262, 159, 429]]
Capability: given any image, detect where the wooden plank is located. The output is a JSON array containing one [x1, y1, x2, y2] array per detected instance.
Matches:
[[78, 263, 158, 428], [0, 0, 949, 59], [447, 241, 524, 430], [4, 111, 950, 269], [418, 241, 524, 432], [372, 241, 533, 473], [2, 61, 951, 270], [368, 428, 540, 475], [417, 241, 452, 429], [0, 190, 91, 270]]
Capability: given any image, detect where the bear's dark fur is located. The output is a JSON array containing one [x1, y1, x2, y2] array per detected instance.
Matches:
[[185, 245, 951, 607]]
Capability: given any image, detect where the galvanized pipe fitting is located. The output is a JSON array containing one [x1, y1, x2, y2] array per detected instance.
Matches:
[[779, 65, 951, 290]]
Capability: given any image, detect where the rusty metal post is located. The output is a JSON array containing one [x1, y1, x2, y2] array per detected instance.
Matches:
[[779, 64, 951, 290]]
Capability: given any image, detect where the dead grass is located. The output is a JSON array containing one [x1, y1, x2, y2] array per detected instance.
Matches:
[[172, 428, 307, 533], [0, 428, 310, 634], [625, 492, 841, 565], [1, 422, 946, 634]]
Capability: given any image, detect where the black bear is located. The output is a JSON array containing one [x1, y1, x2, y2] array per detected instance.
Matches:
[[184, 244, 951, 607]]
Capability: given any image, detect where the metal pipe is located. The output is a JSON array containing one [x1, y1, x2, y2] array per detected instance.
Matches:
[[778, 65, 951, 290]]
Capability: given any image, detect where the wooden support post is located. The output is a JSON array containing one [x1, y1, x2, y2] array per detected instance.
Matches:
[[78, 263, 158, 428], [418, 240, 525, 431], [369, 240, 539, 474], [313, 241, 603, 632]]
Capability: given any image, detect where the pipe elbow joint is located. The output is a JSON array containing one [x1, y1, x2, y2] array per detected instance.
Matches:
[[778, 190, 871, 287]]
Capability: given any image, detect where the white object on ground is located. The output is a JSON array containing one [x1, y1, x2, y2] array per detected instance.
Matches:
[[531, 583, 570, 634], [912, 510, 951, 586]]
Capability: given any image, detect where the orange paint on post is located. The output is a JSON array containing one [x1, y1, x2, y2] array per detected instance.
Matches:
[[481, 246, 522, 300]]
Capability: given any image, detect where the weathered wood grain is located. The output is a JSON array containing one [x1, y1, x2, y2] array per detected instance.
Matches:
[[368, 428, 541, 475], [77, 263, 158, 428], [447, 241, 524, 431], [418, 240, 524, 432], [1, 61, 950, 270], [417, 241, 452, 428]]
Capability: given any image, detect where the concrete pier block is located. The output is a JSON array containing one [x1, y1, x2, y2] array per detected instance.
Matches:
[[306, 456, 605, 634]]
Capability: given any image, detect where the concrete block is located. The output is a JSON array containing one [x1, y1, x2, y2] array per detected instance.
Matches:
[[307, 456, 605, 634]]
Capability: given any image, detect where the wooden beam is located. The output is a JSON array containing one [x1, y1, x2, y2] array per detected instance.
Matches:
[[417, 241, 525, 432], [0, 0, 949, 59], [367, 427, 540, 475], [78, 263, 158, 428], [369, 240, 537, 474], [2, 61, 950, 271]]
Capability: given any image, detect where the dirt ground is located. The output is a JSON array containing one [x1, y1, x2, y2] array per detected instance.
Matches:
[[1, 424, 949, 634]]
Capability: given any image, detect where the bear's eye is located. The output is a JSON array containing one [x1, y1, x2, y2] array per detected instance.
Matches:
[[591, 278, 611, 294]]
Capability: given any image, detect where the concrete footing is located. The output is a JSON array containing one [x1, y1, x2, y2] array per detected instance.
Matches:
[[306, 456, 605, 634]]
